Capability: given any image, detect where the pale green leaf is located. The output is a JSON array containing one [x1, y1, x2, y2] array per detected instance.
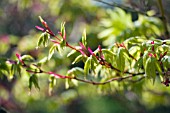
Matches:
[[82, 29, 87, 47], [48, 44, 57, 60], [67, 50, 77, 57], [72, 55, 83, 64], [84, 56, 92, 75], [116, 47, 125, 72]]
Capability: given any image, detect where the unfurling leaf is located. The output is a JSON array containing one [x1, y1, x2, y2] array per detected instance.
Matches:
[[48, 44, 57, 60], [37, 32, 50, 48], [60, 22, 66, 39], [82, 29, 87, 47], [84, 56, 92, 75]]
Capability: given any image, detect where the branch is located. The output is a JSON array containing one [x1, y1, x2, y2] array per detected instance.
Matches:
[[93, 0, 149, 16], [36, 17, 140, 74], [74, 73, 144, 85], [157, 0, 170, 39], [13, 55, 145, 85], [27, 66, 145, 85]]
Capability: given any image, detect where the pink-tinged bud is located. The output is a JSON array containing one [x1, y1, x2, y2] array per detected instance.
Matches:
[[148, 53, 153, 57], [42, 21, 48, 28], [79, 49, 86, 56], [98, 45, 104, 59], [120, 43, 126, 48], [151, 41, 154, 45], [79, 42, 86, 50], [16, 53, 25, 65], [63, 31, 66, 40], [88, 47, 94, 55], [98, 45, 101, 52], [58, 31, 66, 40], [153, 53, 157, 58], [35, 26, 45, 31]]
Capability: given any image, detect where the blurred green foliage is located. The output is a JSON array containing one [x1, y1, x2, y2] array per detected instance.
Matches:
[[1, 0, 170, 113]]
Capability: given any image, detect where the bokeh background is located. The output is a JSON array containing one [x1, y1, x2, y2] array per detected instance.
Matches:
[[1, 0, 170, 113]]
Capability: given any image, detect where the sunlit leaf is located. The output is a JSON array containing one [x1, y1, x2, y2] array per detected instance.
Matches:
[[65, 78, 70, 89], [67, 50, 77, 57], [145, 57, 156, 82], [82, 29, 87, 47], [60, 22, 66, 39], [43, 32, 50, 47], [48, 44, 57, 60], [134, 57, 143, 70], [68, 67, 84, 76], [37, 32, 45, 48], [116, 47, 125, 72], [21, 55, 34, 62], [72, 55, 83, 64], [37, 32, 50, 48], [84, 56, 92, 75]]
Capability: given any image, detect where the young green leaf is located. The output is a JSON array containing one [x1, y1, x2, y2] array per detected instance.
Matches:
[[155, 60, 162, 75], [82, 29, 87, 47], [116, 47, 125, 72], [60, 22, 66, 38], [65, 78, 70, 89], [161, 56, 170, 71], [84, 56, 92, 75], [143, 51, 149, 68], [60, 39, 66, 49], [43, 32, 50, 47], [49, 76, 56, 94], [37, 32, 50, 48], [21, 55, 34, 62], [71, 79, 78, 86], [72, 55, 83, 64], [102, 49, 116, 56], [67, 50, 77, 57], [37, 57, 48, 66], [134, 57, 143, 70], [48, 44, 57, 60], [37, 33, 45, 48], [145, 57, 156, 81], [29, 74, 40, 90], [56, 44, 63, 55]]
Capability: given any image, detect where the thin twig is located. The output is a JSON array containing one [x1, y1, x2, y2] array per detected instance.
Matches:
[[13, 57, 145, 85], [73, 73, 144, 85], [93, 0, 149, 16], [157, 0, 170, 39]]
